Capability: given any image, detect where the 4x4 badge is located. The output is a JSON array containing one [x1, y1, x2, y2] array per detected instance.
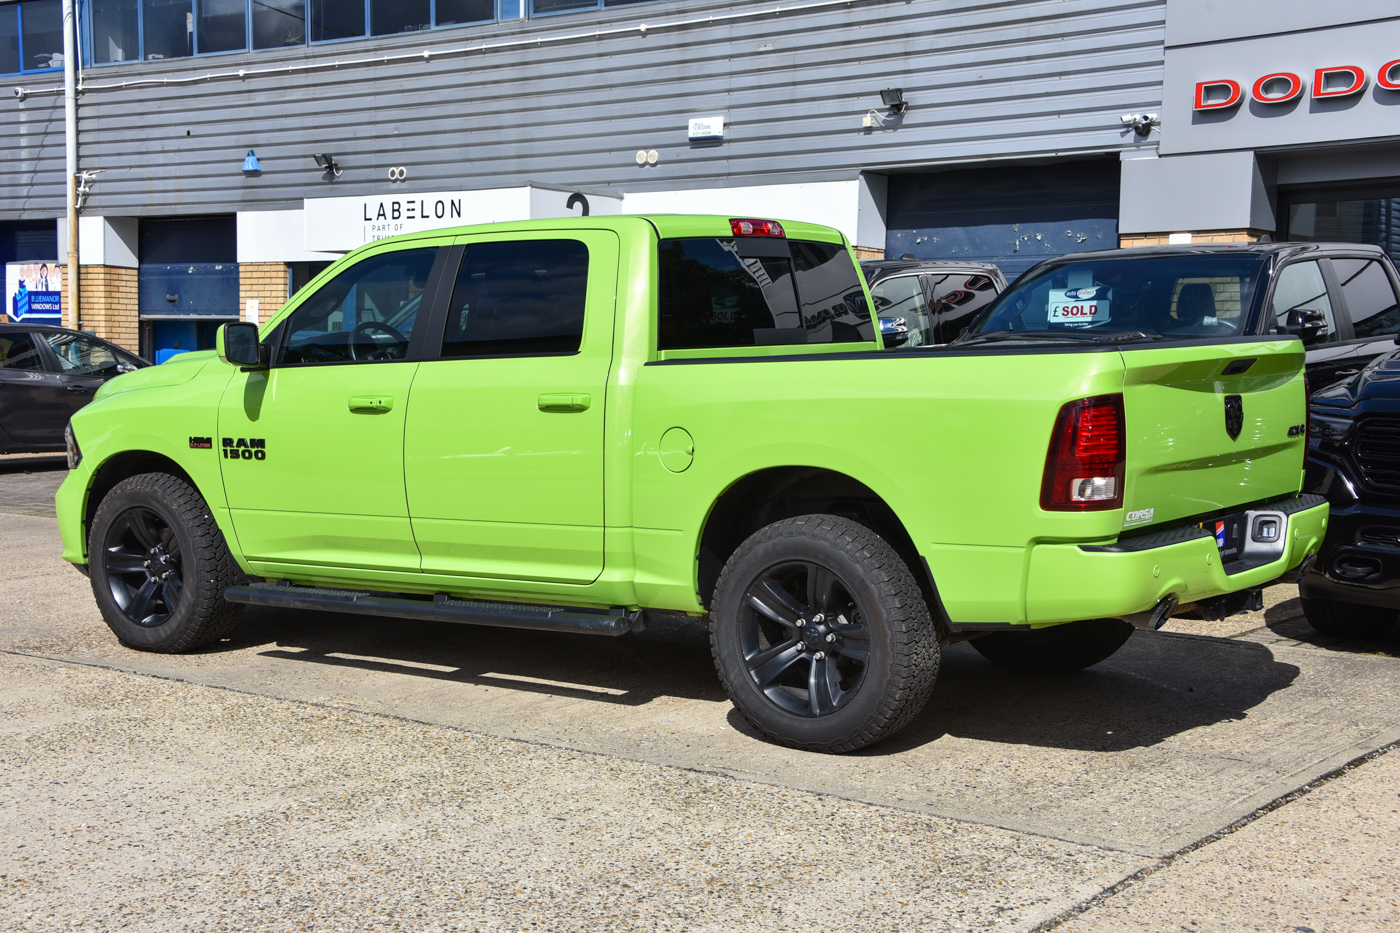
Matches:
[[1224, 394, 1243, 441]]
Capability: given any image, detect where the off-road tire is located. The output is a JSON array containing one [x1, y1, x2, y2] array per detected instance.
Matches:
[[88, 472, 244, 652], [970, 618, 1134, 674], [1300, 597, 1399, 638], [710, 514, 940, 753]]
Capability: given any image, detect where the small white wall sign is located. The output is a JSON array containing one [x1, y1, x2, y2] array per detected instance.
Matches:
[[688, 115, 726, 140]]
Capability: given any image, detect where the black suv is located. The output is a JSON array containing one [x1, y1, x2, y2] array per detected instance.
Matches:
[[1301, 347, 1400, 637], [0, 323, 147, 454], [862, 260, 1008, 347]]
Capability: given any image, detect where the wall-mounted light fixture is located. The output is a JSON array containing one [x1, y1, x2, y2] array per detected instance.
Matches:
[[312, 153, 343, 178], [880, 88, 909, 115], [1120, 113, 1160, 138]]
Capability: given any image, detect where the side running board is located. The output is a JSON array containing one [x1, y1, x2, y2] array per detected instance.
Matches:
[[223, 583, 644, 637]]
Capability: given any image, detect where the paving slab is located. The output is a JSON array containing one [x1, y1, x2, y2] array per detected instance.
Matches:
[[1054, 747, 1400, 933], [0, 652, 1141, 933], [5, 503, 1400, 859]]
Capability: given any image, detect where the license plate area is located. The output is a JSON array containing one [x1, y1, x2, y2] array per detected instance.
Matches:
[[1204, 509, 1289, 575]]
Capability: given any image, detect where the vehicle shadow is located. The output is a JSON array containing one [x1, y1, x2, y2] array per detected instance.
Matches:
[[0, 455, 66, 474], [838, 630, 1302, 756], [237, 605, 725, 706], [1264, 596, 1400, 658]]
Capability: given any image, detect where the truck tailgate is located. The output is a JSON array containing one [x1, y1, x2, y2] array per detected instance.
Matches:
[[1120, 339, 1307, 530]]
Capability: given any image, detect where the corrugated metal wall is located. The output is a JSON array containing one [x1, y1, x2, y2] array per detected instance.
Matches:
[[0, 0, 1166, 219]]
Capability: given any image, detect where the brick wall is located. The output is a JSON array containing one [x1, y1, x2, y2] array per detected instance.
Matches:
[[852, 246, 885, 260], [78, 265, 139, 354], [239, 263, 289, 324], [1120, 229, 1267, 248]]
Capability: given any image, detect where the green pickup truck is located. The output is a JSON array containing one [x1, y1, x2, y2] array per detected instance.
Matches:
[[56, 215, 1328, 752]]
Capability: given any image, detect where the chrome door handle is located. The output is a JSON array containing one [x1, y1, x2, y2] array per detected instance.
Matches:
[[537, 393, 592, 413], [348, 395, 394, 413]]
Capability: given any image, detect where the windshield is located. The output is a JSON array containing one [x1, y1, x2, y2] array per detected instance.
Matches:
[[961, 255, 1268, 342]]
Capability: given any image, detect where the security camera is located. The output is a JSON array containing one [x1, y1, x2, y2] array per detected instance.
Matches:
[[1120, 114, 1136, 125], [14, 86, 26, 101]]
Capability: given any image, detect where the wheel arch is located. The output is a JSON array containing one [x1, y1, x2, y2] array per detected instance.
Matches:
[[696, 466, 936, 618], [84, 450, 200, 549]]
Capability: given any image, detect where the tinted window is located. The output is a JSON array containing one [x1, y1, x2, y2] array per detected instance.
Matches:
[[0, 332, 43, 370], [252, 0, 304, 49], [441, 239, 589, 358], [870, 276, 933, 347], [279, 247, 437, 365], [658, 237, 871, 350], [968, 256, 1265, 340], [929, 272, 1000, 343], [1272, 261, 1340, 344], [1334, 258, 1400, 340], [142, 0, 193, 60], [789, 240, 874, 343], [43, 332, 129, 376], [309, 0, 364, 41]]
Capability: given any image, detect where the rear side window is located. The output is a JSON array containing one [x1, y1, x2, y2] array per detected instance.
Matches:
[[0, 332, 43, 370], [441, 239, 589, 358], [1333, 258, 1400, 340], [929, 272, 1001, 343], [657, 237, 872, 350]]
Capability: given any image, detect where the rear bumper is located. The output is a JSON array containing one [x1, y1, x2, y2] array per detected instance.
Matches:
[[1021, 495, 1328, 626]]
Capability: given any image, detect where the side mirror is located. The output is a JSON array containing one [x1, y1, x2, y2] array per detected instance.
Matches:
[[879, 316, 910, 349], [217, 322, 266, 368], [1282, 308, 1328, 346]]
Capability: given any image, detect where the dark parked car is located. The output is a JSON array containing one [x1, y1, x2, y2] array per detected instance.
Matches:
[[1301, 346, 1400, 637], [953, 242, 1400, 391], [861, 259, 1008, 347], [0, 324, 148, 454]]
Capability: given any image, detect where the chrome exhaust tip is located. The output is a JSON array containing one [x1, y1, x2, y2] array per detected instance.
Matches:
[[1296, 552, 1317, 583], [1125, 594, 1179, 631]]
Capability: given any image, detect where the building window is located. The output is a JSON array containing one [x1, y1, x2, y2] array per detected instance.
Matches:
[[195, 0, 245, 53], [1, 0, 65, 75], [77, 0, 662, 67], [142, 0, 193, 60], [90, 0, 139, 63], [252, 0, 304, 49], [308, 0, 363, 42]]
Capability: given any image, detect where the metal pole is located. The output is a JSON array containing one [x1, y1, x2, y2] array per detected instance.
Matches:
[[63, 0, 78, 331]]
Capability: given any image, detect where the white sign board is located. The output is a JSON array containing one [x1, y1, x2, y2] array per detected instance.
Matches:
[[688, 114, 726, 140], [1048, 288, 1110, 326], [303, 185, 622, 253], [4, 261, 62, 323]]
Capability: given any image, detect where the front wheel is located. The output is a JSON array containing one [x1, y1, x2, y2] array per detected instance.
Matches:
[[970, 618, 1133, 674], [710, 514, 940, 754], [88, 472, 244, 653]]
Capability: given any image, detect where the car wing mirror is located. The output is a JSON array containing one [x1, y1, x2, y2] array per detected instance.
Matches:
[[1282, 308, 1328, 346], [217, 322, 267, 369]]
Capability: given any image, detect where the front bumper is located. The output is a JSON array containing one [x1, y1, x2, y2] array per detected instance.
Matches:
[[1022, 495, 1328, 626], [55, 460, 94, 567], [1298, 498, 1400, 610]]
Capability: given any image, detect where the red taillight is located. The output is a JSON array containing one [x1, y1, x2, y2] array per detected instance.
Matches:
[[730, 218, 785, 238], [1041, 394, 1126, 511]]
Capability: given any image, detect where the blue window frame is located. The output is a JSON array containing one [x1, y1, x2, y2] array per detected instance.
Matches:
[[2, 0, 66, 75], [76, 0, 654, 67]]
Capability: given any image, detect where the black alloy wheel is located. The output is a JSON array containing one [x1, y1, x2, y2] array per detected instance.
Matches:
[[739, 560, 871, 717], [101, 506, 184, 627], [710, 514, 940, 753], [88, 472, 244, 652]]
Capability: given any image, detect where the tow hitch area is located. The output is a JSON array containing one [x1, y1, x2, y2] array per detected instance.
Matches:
[[1179, 588, 1265, 622]]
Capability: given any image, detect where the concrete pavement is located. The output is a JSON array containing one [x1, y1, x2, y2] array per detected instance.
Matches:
[[3, 458, 1398, 931]]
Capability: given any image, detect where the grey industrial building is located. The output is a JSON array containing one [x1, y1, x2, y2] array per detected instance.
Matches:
[[1, 0, 1397, 359]]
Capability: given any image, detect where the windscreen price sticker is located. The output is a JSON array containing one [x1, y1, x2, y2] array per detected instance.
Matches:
[[1048, 288, 1110, 327]]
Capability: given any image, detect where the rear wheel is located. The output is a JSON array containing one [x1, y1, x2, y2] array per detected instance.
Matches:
[[710, 514, 940, 754], [1300, 597, 1399, 638], [970, 618, 1133, 674], [88, 473, 244, 652]]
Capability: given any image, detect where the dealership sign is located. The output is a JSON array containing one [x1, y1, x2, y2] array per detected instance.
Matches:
[[303, 184, 622, 253], [1195, 59, 1400, 109], [4, 261, 62, 323]]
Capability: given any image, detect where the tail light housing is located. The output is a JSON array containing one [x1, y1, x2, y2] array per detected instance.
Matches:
[[1041, 394, 1125, 511]]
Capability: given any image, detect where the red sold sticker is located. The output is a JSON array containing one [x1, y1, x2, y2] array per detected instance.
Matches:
[[1048, 290, 1111, 324]]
